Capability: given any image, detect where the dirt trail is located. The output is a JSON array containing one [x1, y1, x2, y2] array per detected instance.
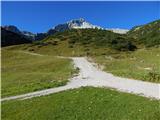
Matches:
[[1, 57, 160, 101]]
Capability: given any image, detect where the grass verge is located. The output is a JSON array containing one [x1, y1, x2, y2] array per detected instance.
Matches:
[[2, 87, 160, 120]]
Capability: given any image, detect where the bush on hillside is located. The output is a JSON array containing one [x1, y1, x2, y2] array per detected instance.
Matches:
[[68, 44, 74, 48], [145, 71, 160, 83], [112, 41, 137, 51]]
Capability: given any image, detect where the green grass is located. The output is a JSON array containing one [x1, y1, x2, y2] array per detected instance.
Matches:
[[29, 41, 86, 57], [2, 87, 160, 120], [93, 47, 160, 83], [1, 49, 77, 97], [7, 41, 115, 57]]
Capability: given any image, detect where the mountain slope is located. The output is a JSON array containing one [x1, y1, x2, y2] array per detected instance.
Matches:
[[3, 25, 22, 34], [3, 25, 36, 41], [21, 31, 35, 40], [1, 28, 32, 47], [127, 20, 160, 47], [45, 29, 136, 51], [24, 29, 137, 57]]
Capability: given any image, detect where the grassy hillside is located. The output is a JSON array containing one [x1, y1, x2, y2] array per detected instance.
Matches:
[[2, 87, 160, 120], [12, 29, 137, 57], [1, 49, 77, 97], [93, 47, 160, 83], [127, 19, 160, 47], [46, 29, 137, 50]]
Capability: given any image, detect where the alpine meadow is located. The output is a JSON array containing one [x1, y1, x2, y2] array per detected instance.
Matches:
[[1, 1, 160, 120]]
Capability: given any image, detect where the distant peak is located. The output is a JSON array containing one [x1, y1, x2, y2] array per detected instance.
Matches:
[[67, 18, 86, 24], [79, 18, 85, 21], [53, 18, 103, 32], [3, 25, 17, 28], [3, 25, 21, 34]]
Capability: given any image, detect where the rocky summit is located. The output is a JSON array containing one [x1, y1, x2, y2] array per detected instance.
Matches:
[[53, 18, 128, 34], [54, 18, 102, 32]]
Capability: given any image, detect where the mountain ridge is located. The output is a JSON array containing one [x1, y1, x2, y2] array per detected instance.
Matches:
[[2, 18, 129, 40], [52, 18, 128, 34], [1, 27, 32, 46], [2, 18, 159, 47], [127, 19, 160, 47], [2, 25, 36, 41]]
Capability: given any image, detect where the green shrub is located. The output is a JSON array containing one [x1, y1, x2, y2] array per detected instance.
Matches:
[[112, 40, 137, 51], [68, 39, 76, 44], [146, 71, 160, 82], [68, 44, 74, 48]]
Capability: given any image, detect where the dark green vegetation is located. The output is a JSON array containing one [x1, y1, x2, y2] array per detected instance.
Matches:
[[1, 28, 32, 47], [1, 49, 77, 97], [127, 19, 160, 47], [34, 29, 137, 52], [93, 48, 160, 83], [2, 87, 160, 120], [21, 29, 137, 57], [47, 29, 137, 51]]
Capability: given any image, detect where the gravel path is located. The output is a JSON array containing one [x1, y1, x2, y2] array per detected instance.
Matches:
[[1, 57, 160, 101]]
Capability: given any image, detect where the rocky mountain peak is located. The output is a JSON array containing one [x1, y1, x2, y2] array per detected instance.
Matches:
[[54, 18, 102, 32], [67, 18, 85, 24], [3, 25, 21, 34]]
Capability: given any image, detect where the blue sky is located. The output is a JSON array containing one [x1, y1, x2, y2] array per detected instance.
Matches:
[[1, 1, 159, 33]]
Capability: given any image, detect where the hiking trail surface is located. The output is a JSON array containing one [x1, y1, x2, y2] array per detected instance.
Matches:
[[1, 53, 160, 101]]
